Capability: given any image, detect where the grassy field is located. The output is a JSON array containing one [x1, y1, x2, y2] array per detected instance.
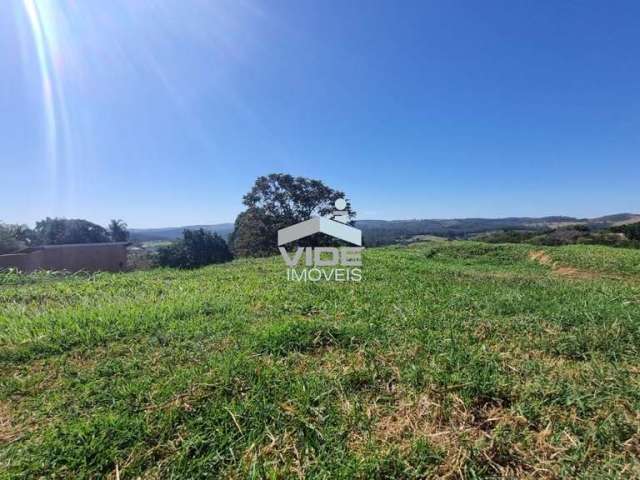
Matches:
[[1, 242, 639, 479]]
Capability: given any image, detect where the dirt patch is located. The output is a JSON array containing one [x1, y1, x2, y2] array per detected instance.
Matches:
[[528, 251, 554, 267], [528, 251, 600, 280], [552, 266, 599, 280]]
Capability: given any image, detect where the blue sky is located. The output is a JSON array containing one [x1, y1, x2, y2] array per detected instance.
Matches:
[[1, 0, 639, 228]]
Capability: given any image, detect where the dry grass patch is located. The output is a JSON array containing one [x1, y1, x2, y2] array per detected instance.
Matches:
[[0, 399, 41, 448], [348, 390, 548, 478], [0, 401, 20, 445], [236, 430, 308, 479], [528, 250, 600, 280]]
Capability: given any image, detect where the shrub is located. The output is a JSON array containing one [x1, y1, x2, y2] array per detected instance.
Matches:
[[611, 223, 640, 241], [0, 222, 23, 254], [475, 229, 545, 244], [156, 229, 233, 269]]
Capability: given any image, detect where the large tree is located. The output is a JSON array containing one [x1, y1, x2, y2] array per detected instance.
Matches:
[[230, 208, 273, 257], [232, 173, 355, 256], [33, 218, 111, 245]]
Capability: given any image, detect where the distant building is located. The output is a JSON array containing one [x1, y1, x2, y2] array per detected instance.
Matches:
[[0, 242, 129, 273]]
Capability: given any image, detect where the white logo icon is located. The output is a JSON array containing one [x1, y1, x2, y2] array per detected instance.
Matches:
[[277, 199, 363, 282], [277, 199, 362, 246]]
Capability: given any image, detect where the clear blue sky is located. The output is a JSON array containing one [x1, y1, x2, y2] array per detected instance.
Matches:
[[2, 0, 639, 228]]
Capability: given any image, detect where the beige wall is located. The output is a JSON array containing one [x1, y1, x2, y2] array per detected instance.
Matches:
[[0, 245, 127, 273]]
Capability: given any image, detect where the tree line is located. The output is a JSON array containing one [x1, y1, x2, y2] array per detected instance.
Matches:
[[476, 223, 640, 248], [4, 174, 639, 267], [156, 173, 352, 268], [0, 218, 130, 254], [2, 173, 354, 269]]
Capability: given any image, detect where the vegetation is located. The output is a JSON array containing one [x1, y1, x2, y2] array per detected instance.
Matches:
[[230, 208, 274, 258], [129, 224, 234, 243], [0, 223, 28, 255], [32, 218, 111, 245], [477, 224, 640, 249], [108, 219, 130, 242], [231, 173, 355, 256], [360, 215, 640, 247], [124, 214, 640, 248], [1, 242, 639, 478], [358, 218, 578, 246], [156, 228, 233, 269], [0, 218, 133, 254], [472, 229, 547, 245], [612, 222, 640, 241]]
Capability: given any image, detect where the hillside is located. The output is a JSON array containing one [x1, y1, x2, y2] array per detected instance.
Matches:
[[129, 214, 640, 245], [1, 242, 639, 477]]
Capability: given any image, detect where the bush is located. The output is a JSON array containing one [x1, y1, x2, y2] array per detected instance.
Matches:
[[611, 223, 640, 241], [156, 229, 233, 269]]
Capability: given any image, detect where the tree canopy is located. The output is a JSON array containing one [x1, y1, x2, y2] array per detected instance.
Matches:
[[108, 219, 130, 242], [611, 222, 640, 241], [242, 173, 355, 221], [230, 208, 274, 258], [156, 228, 233, 269], [232, 173, 355, 257], [0, 222, 26, 254], [33, 218, 111, 245], [0, 218, 132, 250]]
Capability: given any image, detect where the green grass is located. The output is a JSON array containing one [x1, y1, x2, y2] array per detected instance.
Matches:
[[1, 242, 639, 478], [544, 244, 640, 277]]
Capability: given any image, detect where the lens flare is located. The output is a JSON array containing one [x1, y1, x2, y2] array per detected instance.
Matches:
[[18, 0, 266, 216], [22, 0, 72, 211]]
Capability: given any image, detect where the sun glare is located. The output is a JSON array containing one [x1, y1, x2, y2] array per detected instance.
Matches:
[[21, 0, 73, 214], [18, 0, 263, 216]]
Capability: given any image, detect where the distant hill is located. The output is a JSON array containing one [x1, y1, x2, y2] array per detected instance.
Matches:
[[129, 214, 640, 245], [356, 213, 640, 245], [130, 223, 234, 242]]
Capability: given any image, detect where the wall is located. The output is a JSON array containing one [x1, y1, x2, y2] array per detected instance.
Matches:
[[0, 250, 42, 272], [0, 245, 127, 273]]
